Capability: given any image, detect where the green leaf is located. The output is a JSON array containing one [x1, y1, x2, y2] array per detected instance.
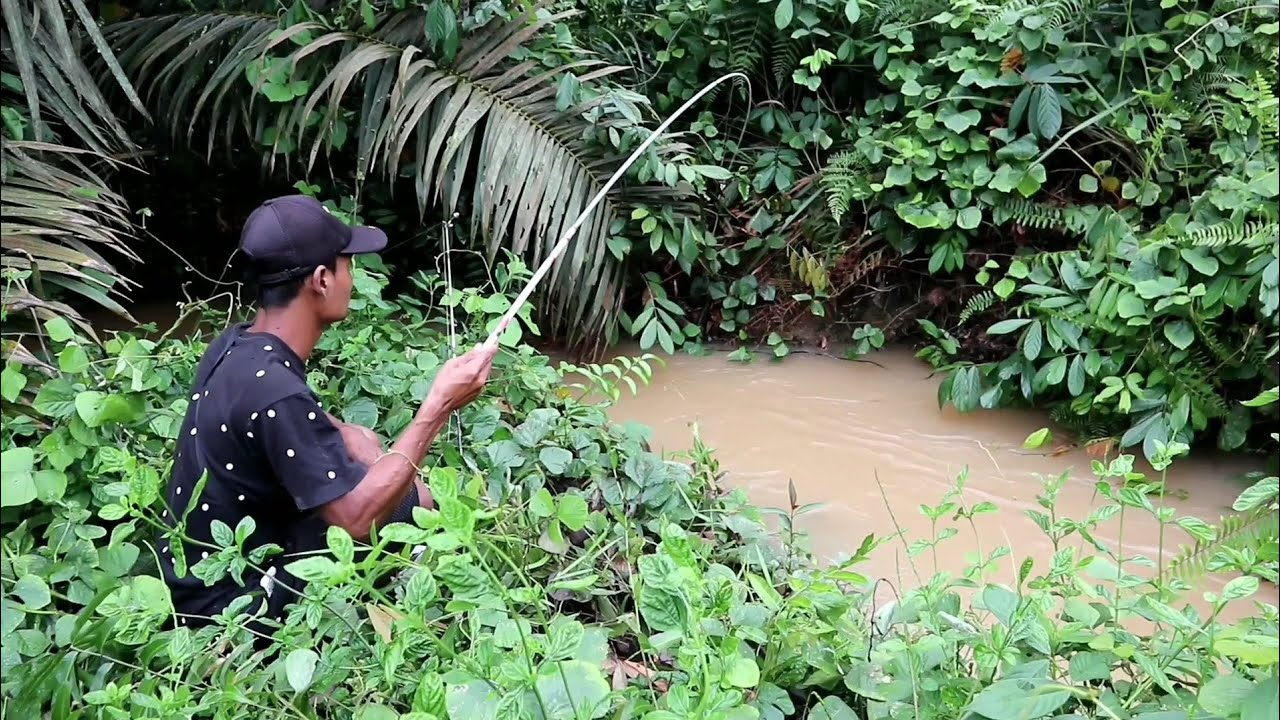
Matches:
[[1242, 387, 1278, 407], [44, 316, 75, 343], [539, 446, 574, 475], [355, 704, 398, 720], [774, 0, 794, 29], [14, 575, 51, 609], [957, 206, 982, 229], [1068, 355, 1086, 396], [1242, 677, 1279, 720], [557, 494, 590, 532], [1222, 576, 1260, 601], [807, 696, 860, 720], [1199, 675, 1255, 716], [342, 397, 380, 428], [1023, 320, 1043, 360], [967, 678, 1070, 720], [724, 656, 760, 688], [1, 364, 27, 402], [1163, 321, 1195, 350], [950, 366, 982, 413], [1023, 428, 1052, 449], [532, 660, 611, 720], [1069, 652, 1112, 683], [987, 318, 1031, 335], [1009, 86, 1032, 130], [530, 488, 556, 518], [691, 165, 733, 180], [1031, 85, 1062, 139], [1078, 175, 1099, 193], [844, 0, 861, 23], [1234, 477, 1278, 512], [74, 391, 143, 428], [285, 648, 319, 693], [982, 585, 1019, 626], [0, 448, 37, 508]]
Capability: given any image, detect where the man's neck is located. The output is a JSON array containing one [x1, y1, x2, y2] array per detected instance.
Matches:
[[249, 308, 324, 361]]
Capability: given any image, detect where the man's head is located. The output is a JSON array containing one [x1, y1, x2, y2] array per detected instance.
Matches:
[[239, 196, 386, 324]]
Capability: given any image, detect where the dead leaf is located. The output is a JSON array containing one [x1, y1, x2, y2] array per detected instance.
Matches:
[[602, 656, 659, 691], [1085, 438, 1115, 460], [366, 603, 405, 644]]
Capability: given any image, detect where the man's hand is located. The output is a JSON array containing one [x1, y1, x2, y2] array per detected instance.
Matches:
[[426, 344, 499, 414]]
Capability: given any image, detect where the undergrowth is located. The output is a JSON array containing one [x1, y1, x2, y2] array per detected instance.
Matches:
[[2, 264, 1277, 719]]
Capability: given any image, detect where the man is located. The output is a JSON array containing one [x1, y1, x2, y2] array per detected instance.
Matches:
[[158, 195, 497, 627]]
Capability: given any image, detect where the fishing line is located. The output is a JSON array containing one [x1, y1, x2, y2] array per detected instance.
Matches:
[[482, 71, 750, 349]]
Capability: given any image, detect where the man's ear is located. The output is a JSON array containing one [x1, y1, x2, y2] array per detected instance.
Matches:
[[310, 265, 330, 296]]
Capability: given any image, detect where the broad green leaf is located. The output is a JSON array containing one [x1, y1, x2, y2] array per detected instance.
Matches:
[[14, 575, 51, 609], [1242, 387, 1278, 407], [1031, 85, 1062, 139], [530, 488, 556, 518], [807, 696, 859, 720], [775, 0, 794, 29], [1067, 354, 1086, 396], [1199, 675, 1255, 716], [446, 681, 500, 720], [557, 494, 589, 532], [44, 316, 75, 343], [74, 391, 144, 428], [532, 660, 611, 720], [981, 585, 1019, 626], [1023, 320, 1043, 360], [1222, 576, 1260, 601], [355, 704, 397, 720], [1241, 676, 1279, 720], [958, 206, 982, 229], [1233, 477, 1278, 512], [1163, 321, 1195, 350], [285, 648, 319, 693], [539, 446, 574, 474], [0, 448, 37, 508], [967, 678, 1070, 720], [844, 0, 861, 23], [987, 318, 1032, 335], [1, 364, 27, 402], [724, 656, 761, 688], [1023, 428, 1052, 449], [342, 397, 380, 428]]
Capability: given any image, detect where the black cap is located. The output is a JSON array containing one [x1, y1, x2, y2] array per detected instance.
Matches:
[[239, 195, 387, 285]]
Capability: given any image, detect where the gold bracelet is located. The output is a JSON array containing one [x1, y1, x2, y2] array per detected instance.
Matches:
[[375, 449, 419, 471]]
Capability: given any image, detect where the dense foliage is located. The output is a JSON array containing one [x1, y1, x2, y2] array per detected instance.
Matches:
[[3, 265, 1279, 719]]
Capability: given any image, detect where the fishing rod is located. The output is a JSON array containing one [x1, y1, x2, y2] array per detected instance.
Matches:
[[482, 71, 749, 349]]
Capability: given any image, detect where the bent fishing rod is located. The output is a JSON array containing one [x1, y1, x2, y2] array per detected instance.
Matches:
[[481, 71, 749, 350]]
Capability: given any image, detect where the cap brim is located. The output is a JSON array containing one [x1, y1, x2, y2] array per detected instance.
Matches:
[[343, 226, 387, 255]]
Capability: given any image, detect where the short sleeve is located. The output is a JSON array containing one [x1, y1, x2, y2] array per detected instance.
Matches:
[[252, 393, 365, 511]]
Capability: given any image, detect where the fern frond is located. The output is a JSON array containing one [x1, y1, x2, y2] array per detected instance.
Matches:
[[771, 36, 805, 88], [1169, 221, 1278, 251], [1049, 405, 1122, 443], [821, 151, 871, 224], [1148, 346, 1231, 418], [959, 291, 997, 325], [992, 200, 1091, 234], [1166, 507, 1280, 583]]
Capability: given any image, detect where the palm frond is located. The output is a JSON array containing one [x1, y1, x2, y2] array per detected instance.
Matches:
[[0, 0, 146, 153], [105, 3, 688, 351], [1, 141, 138, 320]]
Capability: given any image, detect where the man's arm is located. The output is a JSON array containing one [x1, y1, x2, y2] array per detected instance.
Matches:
[[315, 345, 495, 539], [328, 411, 433, 510]]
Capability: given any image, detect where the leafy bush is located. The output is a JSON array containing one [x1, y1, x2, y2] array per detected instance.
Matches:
[[3, 263, 1278, 718]]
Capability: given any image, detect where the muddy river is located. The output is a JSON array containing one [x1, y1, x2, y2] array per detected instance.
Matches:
[[603, 346, 1279, 614]]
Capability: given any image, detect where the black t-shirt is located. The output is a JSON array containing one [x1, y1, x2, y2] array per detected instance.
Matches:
[[159, 323, 365, 626]]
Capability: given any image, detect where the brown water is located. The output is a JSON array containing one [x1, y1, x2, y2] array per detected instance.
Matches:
[[603, 346, 1279, 613]]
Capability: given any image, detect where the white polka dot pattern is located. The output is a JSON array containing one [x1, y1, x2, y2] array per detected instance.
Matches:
[[267, 409, 276, 418], [286, 449, 295, 457], [255, 370, 266, 378]]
